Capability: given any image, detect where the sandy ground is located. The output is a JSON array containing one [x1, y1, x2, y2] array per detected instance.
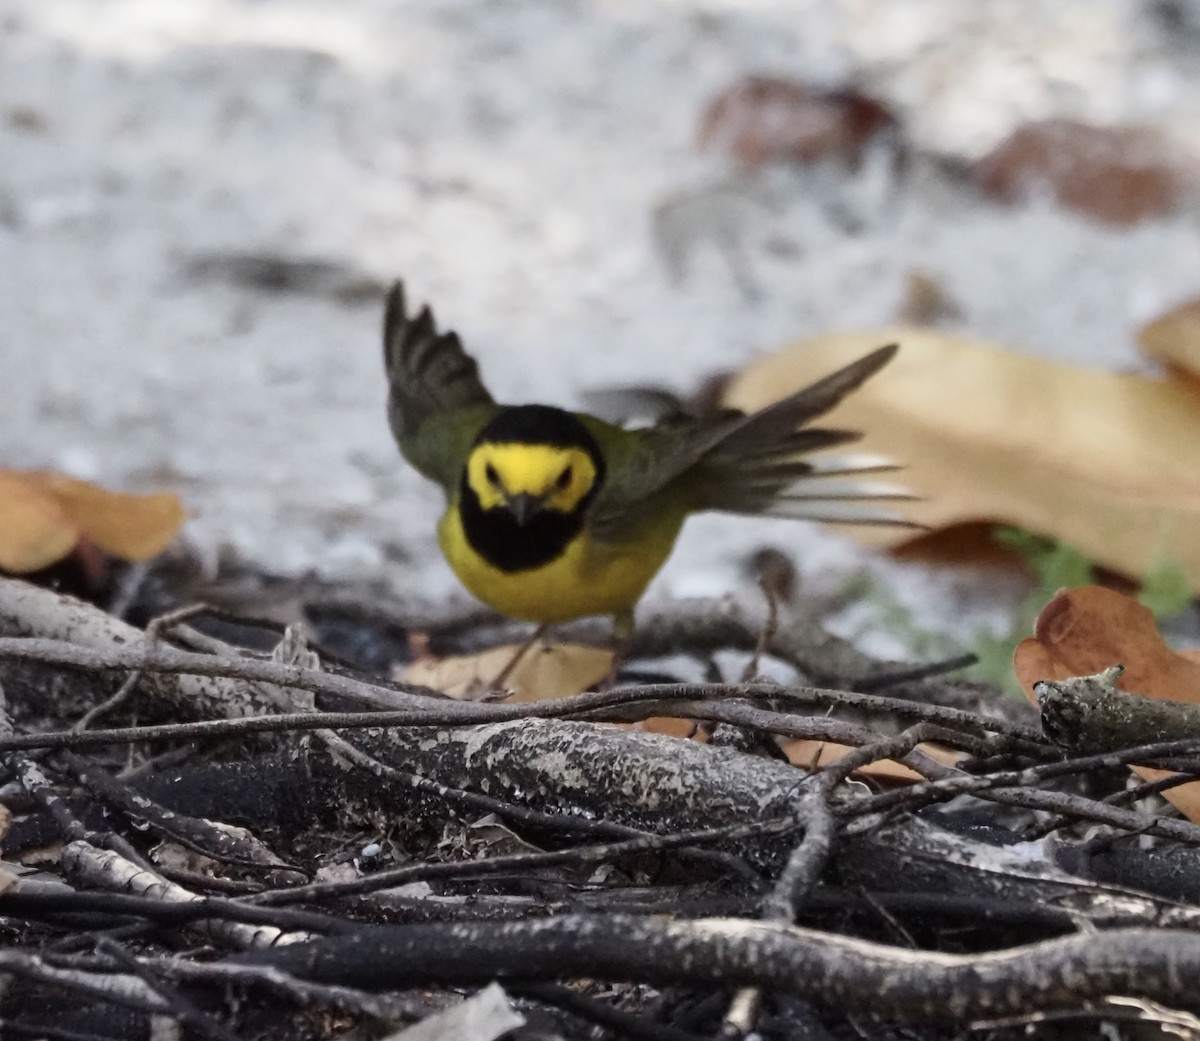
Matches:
[[4, 0, 1200, 652]]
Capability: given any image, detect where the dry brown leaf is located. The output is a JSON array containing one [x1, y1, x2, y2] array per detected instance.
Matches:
[[890, 520, 1034, 569], [1129, 762, 1200, 826], [625, 716, 705, 739], [1013, 586, 1200, 703], [781, 740, 919, 781], [0, 469, 185, 572], [723, 328, 1200, 587], [779, 739, 964, 782], [1014, 585, 1200, 822], [402, 640, 613, 702], [970, 118, 1192, 225], [896, 270, 961, 327], [1139, 295, 1200, 381], [698, 75, 898, 171]]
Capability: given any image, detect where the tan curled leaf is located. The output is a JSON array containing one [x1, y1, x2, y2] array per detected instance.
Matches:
[[28, 471, 185, 560], [1139, 295, 1200, 381], [403, 640, 612, 702], [404, 648, 711, 735], [0, 471, 79, 571], [723, 329, 1200, 588], [0, 469, 184, 572]]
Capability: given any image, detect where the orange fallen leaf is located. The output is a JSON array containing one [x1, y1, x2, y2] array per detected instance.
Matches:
[[0, 469, 185, 573], [636, 716, 708, 739], [1139, 295, 1200, 382], [32, 472, 186, 561], [1014, 585, 1200, 823], [780, 740, 964, 782], [723, 328, 1200, 588], [1013, 585, 1200, 703], [0, 471, 79, 572]]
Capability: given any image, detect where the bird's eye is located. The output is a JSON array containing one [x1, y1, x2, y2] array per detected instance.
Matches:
[[556, 466, 573, 490], [485, 463, 500, 486]]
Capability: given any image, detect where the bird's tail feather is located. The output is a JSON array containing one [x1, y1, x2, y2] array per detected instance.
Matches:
[[696, 345, 916, 527], [717, 344, 897, 456], [724, 457, 918, 526]]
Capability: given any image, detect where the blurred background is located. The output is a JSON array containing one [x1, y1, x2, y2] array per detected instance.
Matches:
[[4, 0, 1200, 652]]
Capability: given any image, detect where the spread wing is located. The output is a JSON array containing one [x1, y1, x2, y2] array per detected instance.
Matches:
[[588, 344, 911, 542], [382, 281, 498, 493]]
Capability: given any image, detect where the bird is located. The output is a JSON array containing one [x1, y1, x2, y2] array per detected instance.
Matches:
[[382, 281, 907, 642]]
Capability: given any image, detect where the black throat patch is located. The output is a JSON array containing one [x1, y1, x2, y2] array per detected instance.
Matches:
[[458, 406, 604, 574]]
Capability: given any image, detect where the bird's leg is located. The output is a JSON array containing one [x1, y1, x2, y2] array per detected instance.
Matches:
[[597, 610, 634, 690], [488, 622, 549, 693]]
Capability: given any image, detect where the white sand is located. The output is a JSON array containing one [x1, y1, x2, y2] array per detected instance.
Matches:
[[4, 0, 1198, 651]]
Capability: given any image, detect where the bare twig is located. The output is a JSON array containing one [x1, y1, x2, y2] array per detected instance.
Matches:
[[72, 604, 210, 732], [739, 577, 780, 683], [96, 938, 242, 1041], [232, 915, 1200, 1024], [1037, 667, 1200, 752], [247, 815, 800, 906]]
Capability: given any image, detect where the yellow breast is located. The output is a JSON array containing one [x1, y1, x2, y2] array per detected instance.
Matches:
[[438, 498, 685, 624]]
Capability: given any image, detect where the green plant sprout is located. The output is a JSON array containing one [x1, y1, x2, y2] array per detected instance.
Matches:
[[838, 527, 1195, 696]]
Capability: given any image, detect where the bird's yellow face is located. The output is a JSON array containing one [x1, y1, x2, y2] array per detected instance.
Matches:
[[454, 405, 607, 575], [465, 442, 598, 520]]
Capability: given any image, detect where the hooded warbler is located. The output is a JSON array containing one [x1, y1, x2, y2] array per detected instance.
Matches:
[[383, 282, 906, 635]]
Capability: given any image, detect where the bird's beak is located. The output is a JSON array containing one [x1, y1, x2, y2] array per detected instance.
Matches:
[[507, 493, 543, 526]]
